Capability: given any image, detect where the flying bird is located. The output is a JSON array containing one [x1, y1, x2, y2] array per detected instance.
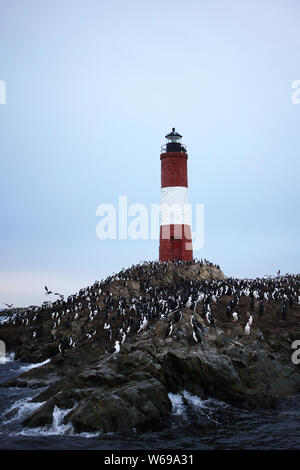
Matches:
[[54, 293, 64, 300], [3, 303, 13, 308]]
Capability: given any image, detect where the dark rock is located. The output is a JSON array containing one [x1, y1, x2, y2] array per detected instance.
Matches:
[[1, 261, 299, 434]]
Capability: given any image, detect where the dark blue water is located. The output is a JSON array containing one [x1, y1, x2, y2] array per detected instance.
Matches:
[[0, 356, 299, 450]]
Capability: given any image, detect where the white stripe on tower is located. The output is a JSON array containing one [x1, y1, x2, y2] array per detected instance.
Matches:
[[160, 186, 190, 226]]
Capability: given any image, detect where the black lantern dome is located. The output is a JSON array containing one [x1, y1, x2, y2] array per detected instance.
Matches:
[[165, 128, 182, 142], [163, 128, 186, 153]]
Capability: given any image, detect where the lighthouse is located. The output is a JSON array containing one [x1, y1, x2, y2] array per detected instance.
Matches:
[[159, 128, 193, 261]]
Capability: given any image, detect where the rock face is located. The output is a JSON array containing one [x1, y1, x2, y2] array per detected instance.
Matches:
[[0, 261, 225, 364], [1, 260, 300, 433]]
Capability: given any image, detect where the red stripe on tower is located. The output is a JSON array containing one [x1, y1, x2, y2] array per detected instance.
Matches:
[[159, 128, 193, 261]]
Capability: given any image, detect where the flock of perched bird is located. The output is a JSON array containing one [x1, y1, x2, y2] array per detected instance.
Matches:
[[2, 259, 300, 355]]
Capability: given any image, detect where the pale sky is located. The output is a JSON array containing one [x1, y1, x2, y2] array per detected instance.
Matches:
[[0, 0, 299, 306]]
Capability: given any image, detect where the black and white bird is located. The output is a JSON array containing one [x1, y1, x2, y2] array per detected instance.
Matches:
[[137, 316, 148, 333], [45, 286, 53, 295], [191, 314, 203, 343], [232, 312, 239, 323], [225, 305, 231, 318], [173, 310, 182, 323], [165, 321, 173, 338]]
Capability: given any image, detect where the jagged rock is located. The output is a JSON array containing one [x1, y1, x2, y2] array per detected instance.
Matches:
[[1, 261, 300, 433]]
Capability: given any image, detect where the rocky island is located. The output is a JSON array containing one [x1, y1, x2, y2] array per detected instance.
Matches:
[[1, 260, 300, 434]]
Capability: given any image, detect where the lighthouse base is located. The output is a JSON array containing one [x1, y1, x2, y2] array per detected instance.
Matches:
[[159, 224, 193, 262]]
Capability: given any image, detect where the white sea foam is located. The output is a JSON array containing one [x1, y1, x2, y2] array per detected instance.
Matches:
[[18, 404, 101, 437], [183, 390, 228, 410], [168, 390, 228, 424], [182, 390, 206, 409], [183, 391, 226, 424], [19, 358, 51, 373], [74, 431, 101, 438], [2, 397, 45, 424], [15, 405, 74, 436], [17, 426, 100, 438], [168, 393, 186, 417], [49, 405, 74, 435], [3, 396, 100, 438], [5, 352, 15, 363]]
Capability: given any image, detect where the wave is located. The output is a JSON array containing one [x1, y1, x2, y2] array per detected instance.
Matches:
[[18, 359, 51, 373], [2, 397, 45, 425], [18, 405, 74, 436], [18, 405, 101, 438], [0, 351, 15, 365], [168, 390, 229, 424], [2, 393, 101, 438], [168, 393, 187, 417], [5, 352, 15, 363]]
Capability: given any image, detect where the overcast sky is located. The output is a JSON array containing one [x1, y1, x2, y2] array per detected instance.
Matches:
[[0, 0, 299, 306]]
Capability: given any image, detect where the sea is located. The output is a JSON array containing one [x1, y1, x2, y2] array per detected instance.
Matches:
[[0, 348, 299, 451]]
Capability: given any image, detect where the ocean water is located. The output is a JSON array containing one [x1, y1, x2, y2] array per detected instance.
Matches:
[[0, 356, 299, 450]]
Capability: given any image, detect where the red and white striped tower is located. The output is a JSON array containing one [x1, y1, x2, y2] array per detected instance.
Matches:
[[159, 128, 193, 261]]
